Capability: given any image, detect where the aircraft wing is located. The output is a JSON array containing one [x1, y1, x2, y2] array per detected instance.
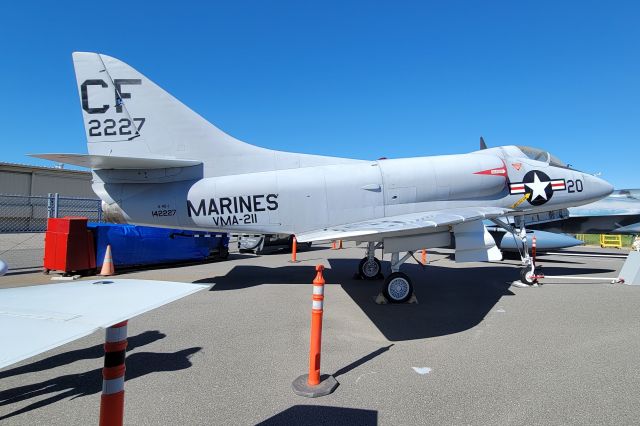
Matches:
[[0, 279, 209, 369], [296, 207, 511, 242]]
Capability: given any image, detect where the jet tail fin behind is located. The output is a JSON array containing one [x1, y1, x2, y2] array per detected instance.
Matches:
[[480, 136, 488, 150]]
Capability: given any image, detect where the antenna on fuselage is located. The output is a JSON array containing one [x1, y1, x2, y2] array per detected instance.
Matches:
[[480, 136, 488, 150]]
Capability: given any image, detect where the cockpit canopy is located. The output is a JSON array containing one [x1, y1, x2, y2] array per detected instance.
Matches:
[[516, 146, 569, 169]]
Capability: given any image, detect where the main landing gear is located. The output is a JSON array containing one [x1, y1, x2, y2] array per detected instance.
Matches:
[[357, 242, 383, 280], [382, 252, 416, 303], [356, 242, 417, 304]]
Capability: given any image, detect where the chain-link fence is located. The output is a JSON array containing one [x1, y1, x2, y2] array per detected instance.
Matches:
[[0, 193, 102, 233], [0, 193, 103, 271]]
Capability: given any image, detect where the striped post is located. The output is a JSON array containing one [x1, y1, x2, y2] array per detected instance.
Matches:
[[99, 321, 128, 426], [331, 240, 337, 250], [338, 240, 343, 250], [308, 265, 325, 386], [421, 249, 427, 265], [532, 235, 537, 265], [290, 236, 299, 263], [291, 264, 338, 397]]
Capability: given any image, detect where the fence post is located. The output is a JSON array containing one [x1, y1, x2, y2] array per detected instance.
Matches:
[[47, 193, 53, 218], [53, 193, 59, 218]]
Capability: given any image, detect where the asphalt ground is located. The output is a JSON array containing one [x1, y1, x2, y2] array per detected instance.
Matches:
[[1, 243, 639, 425]]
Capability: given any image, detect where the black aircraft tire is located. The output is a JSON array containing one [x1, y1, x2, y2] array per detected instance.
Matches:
[[383, 272, 413, 303], [520, 267, 536, 285], [358, 257, 382, 280]]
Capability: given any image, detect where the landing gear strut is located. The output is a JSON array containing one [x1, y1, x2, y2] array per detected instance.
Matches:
[[491, 219, 540, 287]]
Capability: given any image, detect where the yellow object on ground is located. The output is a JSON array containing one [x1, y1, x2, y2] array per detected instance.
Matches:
[[600, 234, 622, 249]]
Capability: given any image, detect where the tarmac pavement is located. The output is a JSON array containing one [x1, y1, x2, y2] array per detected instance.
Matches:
[[1, 243, 639, 425]]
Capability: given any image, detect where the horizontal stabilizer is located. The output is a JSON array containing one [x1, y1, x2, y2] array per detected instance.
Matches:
[[29, 153, 202, 169], [0, 279, 209, 369]]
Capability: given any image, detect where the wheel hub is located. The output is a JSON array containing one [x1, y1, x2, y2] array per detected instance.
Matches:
[[363, 259, 379, 277], [388, 278, 410, 300]]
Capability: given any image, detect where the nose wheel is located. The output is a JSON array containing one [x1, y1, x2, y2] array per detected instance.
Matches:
[[520, 267, 536, 285]]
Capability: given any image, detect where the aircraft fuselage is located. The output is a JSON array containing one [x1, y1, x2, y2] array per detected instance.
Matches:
[[95, 147, 612, 235]]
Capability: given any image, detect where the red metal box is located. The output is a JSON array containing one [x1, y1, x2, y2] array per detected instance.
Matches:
[[44, 217, 96, 274]]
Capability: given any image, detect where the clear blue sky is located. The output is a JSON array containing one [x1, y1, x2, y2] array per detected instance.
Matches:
[[1, 1, 638, 188]]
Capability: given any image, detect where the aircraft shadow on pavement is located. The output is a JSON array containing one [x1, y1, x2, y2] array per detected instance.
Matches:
[[329, 259, 617, 341], [196, 265, 318, 290], [328, 258, 517, 341], [0, 345, 201, 421], [256, 405, 377, 426], [194, 258, 616, 341]]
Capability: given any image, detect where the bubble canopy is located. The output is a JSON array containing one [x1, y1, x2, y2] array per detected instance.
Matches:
[[515, 145, 569, 169]]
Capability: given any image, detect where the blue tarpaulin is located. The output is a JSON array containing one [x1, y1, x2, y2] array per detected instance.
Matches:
[[88, 223, 229, 267]]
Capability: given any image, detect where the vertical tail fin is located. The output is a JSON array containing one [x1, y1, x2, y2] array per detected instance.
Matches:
[[72, 52, 359, 175], [72, 52, 259, 163]]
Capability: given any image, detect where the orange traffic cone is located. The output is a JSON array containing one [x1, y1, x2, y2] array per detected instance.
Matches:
[[99, 244, 115, 276]]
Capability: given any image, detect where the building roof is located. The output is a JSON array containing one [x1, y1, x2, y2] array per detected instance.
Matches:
[[0, 161, 90, 176]]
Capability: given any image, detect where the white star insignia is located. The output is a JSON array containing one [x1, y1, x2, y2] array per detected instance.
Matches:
[[525, 172, 550, 200]]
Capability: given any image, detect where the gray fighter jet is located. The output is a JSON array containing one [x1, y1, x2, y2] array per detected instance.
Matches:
[[33, 53, 614, 302]]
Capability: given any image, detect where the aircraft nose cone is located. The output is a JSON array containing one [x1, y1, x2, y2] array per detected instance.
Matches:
[[584, 174, 614, 200]]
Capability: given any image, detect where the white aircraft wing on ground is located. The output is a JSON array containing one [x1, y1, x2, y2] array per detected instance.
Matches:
[[296, 207, 511, 242], [0, 279, 209, 369]]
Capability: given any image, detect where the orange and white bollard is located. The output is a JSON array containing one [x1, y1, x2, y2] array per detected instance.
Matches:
[[99, 320, 128, 426], [308, 266, 325, 386], [338, 240, 343, 250], [532, 235, 537, 265], [292, 265, 338, 397], [290, 236, 299, 263], [331, 240, 337, 250], [421, 249, 427, 265]]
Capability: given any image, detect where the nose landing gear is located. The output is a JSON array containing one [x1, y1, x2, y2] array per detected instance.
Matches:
[[491, 218, 542, 287]]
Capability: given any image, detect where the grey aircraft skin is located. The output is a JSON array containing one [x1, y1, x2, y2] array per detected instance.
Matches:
[[33, 53, 614, 301]]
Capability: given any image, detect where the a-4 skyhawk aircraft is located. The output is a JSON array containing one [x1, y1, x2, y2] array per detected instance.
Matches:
[[33, 53, 613, 302]]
